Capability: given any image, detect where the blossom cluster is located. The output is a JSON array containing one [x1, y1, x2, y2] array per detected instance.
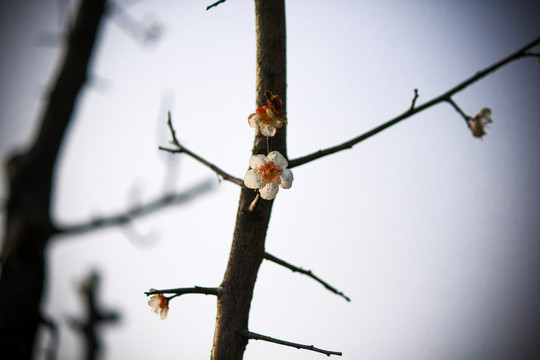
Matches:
[[244, 92, 293, 200], [248, 91, 287, 137]]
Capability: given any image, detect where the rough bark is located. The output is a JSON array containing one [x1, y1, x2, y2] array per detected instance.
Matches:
[[0, 0, 107, 357], [210, 1, 286, 359]]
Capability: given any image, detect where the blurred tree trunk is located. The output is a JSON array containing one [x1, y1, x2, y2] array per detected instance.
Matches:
[[210, 1, 286, 359], [0, 0, 107, 357]]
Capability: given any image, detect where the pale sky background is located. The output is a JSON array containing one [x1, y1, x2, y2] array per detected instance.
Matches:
[[1, 0, 540, 359]]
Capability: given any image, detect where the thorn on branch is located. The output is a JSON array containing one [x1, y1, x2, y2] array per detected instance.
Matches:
[[249, 193, 260, 212], [409, 88, 419, 111], [241, 330, 342, 357], [264, 252, 351, 302]]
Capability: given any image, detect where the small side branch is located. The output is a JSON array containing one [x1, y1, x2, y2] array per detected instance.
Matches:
[[241, 330, 342, 357], [145, 286, 219, 297], [288, 35, 540, 169], [206, 0, 227, 11], [160, 112, 243, 186], [446, 97, 471, 127], [264, 252, 350, 302]]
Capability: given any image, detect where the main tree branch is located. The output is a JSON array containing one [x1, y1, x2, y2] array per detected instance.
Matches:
[[288, 35, 540, 169], [264, 252, 350, 302], [159, 112, 244, 186], [240, 330, 343, 357]]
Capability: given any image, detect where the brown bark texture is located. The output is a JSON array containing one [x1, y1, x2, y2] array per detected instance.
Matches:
[[210, 1, 286, 359], [0, 0, 107, 357]]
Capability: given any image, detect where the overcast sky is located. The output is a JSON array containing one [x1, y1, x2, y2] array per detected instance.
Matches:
[[1, 1, 540, 359]]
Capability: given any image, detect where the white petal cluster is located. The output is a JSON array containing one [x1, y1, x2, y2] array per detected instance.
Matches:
[[248, 107, 286, 137], [148, 289, 169, 320], [244, 151, 293, 200]]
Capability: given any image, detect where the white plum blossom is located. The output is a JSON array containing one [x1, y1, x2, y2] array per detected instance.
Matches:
[[244, 151, 293, 200], [247, 92, 287, 137], [148, 289, 169, 320], [470, 107, 492, 138]]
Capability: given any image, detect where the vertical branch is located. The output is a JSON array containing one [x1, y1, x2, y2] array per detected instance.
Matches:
[[0, 0, 108, 357], [210, 1, 287, 360]]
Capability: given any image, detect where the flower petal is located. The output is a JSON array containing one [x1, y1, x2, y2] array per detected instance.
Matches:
[[249, 154, 268, 169], [148, 296, 161, 310], [160, 308, 168, 320], [244, 169, 262, 189], [279, 169, 293, 189], [248, 113, 259, 128], [259, 183, 279, 200], [260, 124, 277, 137], [267, 151, 288, 169], [477, 107, 492, 118]]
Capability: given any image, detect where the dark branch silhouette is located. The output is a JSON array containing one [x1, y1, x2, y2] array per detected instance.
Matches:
[[206, 0, 227, 11], [409, 88, 419, 111], [53, 179, 215, 236], [288, 35, 540, 169], [264, 252, 350, 302], [241, 330, 343, 357], [68, 271, 120, 360], [159, 112, 244, 186], [0, 1, 108, 357], [145, 286, 219, 297]]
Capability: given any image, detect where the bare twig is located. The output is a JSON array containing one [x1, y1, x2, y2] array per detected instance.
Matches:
[[241, 330, 342, 357], [288, 35, 540, 169], [145, 286, 219, 297], [160, 112, 244, 186], [446, 97, 471, 127], [206, 0, 227, 11], [264, 252, 350, 302], [409, 88, 419, 111], [53, 179, 215, 236]]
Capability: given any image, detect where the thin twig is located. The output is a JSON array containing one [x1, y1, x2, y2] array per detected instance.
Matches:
[[53, 179, 215, 236], [409, 88, 419, 111], [145, 286, 219, 297], [241, 330, 342, 357], [206, 0, 227, 11], [160, 112, 244, 186], [288, 35, 540, 169], [446, 97, 471, 127], [264, 252, 350, 302]]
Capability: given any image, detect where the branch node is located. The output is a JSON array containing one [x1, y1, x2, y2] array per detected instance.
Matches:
[[409, 88, 419, 111]]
